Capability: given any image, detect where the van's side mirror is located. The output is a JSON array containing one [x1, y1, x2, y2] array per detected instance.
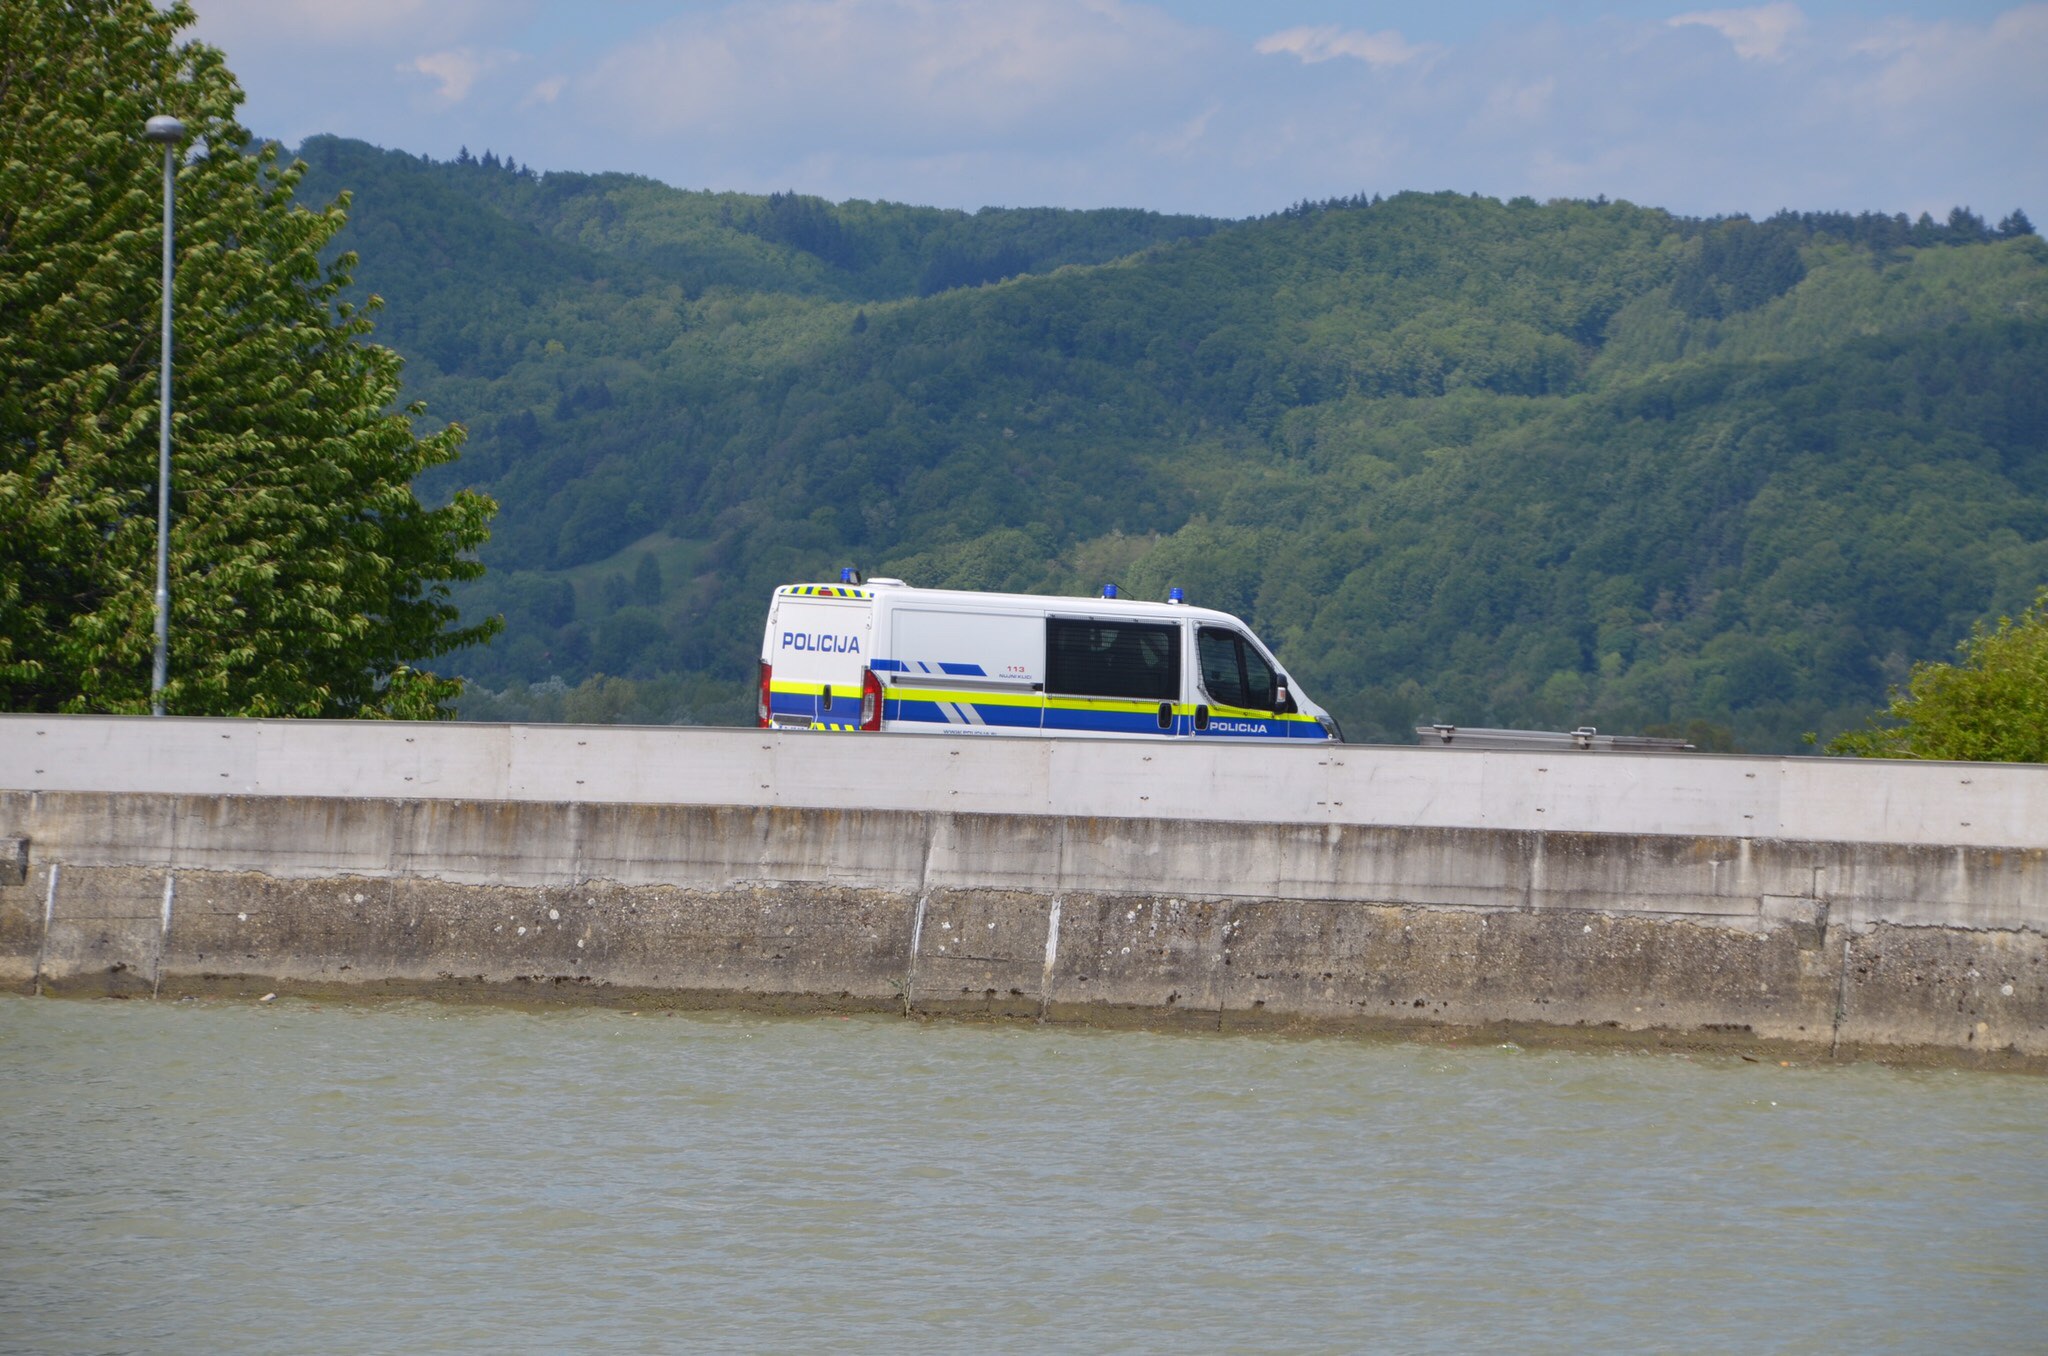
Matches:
[[1274, 684, 1291, 712]]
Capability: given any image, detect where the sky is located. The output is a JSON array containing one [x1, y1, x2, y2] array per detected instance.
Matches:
[[181, 0, 2047, 221]]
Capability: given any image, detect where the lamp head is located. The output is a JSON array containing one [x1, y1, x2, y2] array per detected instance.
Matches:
[[143, 115, 187, 144]]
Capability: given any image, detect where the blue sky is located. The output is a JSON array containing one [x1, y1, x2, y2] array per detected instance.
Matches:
[[183, 1, 2045, 220]]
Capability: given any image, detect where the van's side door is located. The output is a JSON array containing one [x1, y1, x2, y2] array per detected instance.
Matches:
[[1043, 616, 1183, 736], [879, 606, 1045, 734], [1191, 625, 1298, 740]]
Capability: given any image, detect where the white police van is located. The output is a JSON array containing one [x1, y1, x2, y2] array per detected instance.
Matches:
[[758, 573, 1342, 741]]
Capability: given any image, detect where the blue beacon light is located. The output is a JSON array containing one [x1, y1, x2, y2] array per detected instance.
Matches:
[[1168, 587, 1185, 604]]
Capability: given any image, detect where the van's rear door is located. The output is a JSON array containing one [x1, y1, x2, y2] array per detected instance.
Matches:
[[765, 592, 872, 729]]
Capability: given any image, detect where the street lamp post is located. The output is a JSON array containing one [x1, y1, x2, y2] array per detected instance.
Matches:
[[143, 114, 185, 717]]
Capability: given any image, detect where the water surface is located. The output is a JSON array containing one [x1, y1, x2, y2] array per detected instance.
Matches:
[[2, 997, 2042, 1352]]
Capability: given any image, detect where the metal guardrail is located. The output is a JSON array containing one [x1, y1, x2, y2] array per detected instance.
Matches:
[[1417, 724, 1695, 753]]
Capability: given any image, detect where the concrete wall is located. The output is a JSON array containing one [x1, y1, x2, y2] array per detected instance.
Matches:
[[7, 714, 2047, 850], [2, 716, 2043, 1063]]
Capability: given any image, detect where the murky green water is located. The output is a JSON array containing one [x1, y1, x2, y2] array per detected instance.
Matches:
[[1, 996, 2042, 1353]]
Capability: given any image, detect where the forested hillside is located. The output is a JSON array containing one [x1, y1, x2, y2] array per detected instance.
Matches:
[[293, 136, 2048, 748]]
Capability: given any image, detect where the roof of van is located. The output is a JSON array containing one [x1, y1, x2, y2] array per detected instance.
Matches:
[[775, 580, 1246, 625]]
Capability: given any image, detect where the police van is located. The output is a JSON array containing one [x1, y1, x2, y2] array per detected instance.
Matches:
[[758, 574, 1342, 741]]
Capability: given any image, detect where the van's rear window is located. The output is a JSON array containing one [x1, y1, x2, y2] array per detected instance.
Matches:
[[1046, 619, 1181, 701]]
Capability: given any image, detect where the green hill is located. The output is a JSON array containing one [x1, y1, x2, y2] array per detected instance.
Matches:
[[291, 137, 2048, 747]]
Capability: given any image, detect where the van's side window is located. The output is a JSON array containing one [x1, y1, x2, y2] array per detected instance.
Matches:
[[1047, 619, 1181, 701], [1198, 627, 1276, 710]]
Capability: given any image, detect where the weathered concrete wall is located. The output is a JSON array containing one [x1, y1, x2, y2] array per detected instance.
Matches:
[[2, 757, 2042, 1062]]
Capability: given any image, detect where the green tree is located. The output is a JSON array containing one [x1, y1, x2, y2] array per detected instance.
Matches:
[[632, 552, 662, 604], [0, 0, 497, 718], [1827, 589, 2048, 762]]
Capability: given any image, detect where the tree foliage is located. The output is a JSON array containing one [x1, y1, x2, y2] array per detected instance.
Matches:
[[0, 0, 496, 717], [1827, 589, 2048, 762], [282, 138, 2047, 744]]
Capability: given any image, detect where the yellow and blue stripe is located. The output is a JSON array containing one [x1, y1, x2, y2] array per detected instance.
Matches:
[[768, 673, 1327, 739], [780, 584, 871, 599]]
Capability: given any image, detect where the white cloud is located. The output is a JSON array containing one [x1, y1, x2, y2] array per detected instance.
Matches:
[[1850, 5, 2048, 110], [1254, 25, 1433, 69], [1668, 2, 1805, 62], [525, 76, 568, 108], [1471, 76, 1557, 135], [188, 0, 507, 48], [404, 48, 520, 105], [1135, 103, 1219, 158], [571, 0, 1213, 156]]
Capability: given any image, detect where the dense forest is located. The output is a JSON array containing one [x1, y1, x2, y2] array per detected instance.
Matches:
[[290, 136, 2048, 748]]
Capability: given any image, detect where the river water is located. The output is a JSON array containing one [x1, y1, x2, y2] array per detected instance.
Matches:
[[1, 997, 2042, 1353]]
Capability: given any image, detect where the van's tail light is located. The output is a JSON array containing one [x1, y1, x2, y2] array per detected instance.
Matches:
[[859, 668, 883, 731], [757, 661, 773, 728]]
